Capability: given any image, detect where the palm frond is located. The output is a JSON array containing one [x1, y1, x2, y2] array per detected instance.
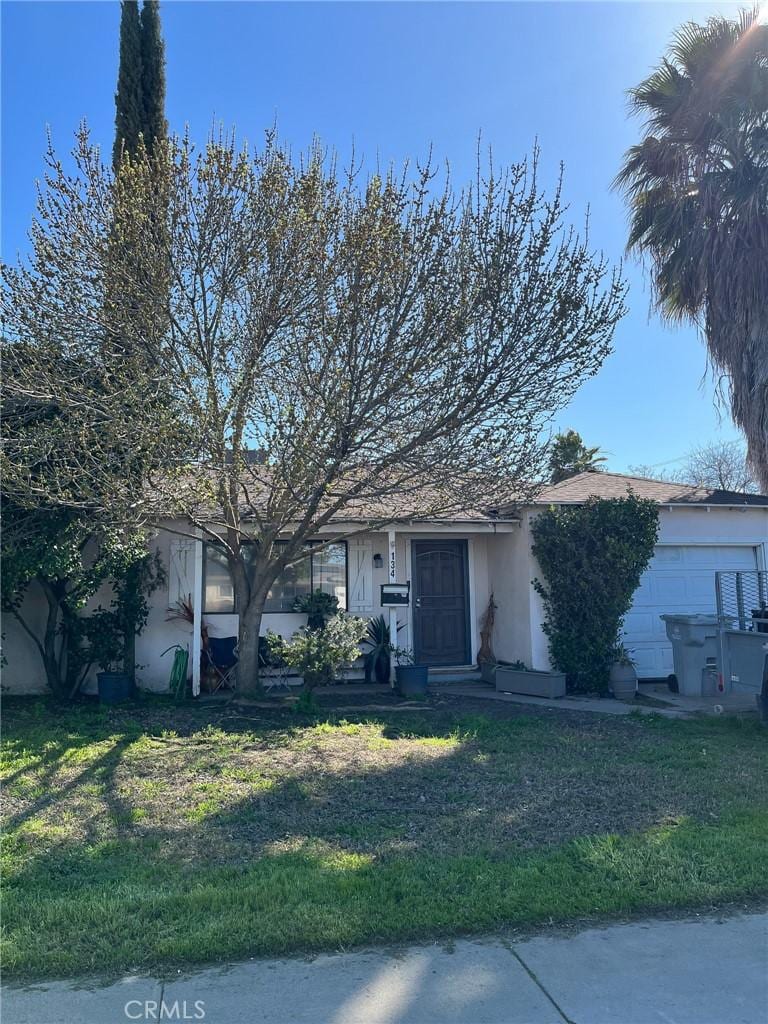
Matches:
[[616, 7, 768, 488]]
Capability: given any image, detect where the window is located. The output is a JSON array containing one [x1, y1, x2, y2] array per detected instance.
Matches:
[[311, 542, 347, 609], [264, 550, 311, 612], [204, 545, 236, 614], [203, 541, 347, 614]]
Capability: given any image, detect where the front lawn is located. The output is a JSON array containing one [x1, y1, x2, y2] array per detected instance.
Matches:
[[2, 695, 767, 980]]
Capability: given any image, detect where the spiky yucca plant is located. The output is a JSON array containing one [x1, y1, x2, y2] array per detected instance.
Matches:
[[616, 9, 768, 488]]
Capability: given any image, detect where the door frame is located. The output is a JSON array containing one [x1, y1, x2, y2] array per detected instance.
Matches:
[[410, 538, 472, 666]]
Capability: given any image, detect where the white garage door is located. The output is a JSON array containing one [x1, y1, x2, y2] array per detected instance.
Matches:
[[624, 545, 758, 678]]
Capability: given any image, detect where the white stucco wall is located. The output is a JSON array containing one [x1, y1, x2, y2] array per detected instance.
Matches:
[[655, 505, 768, 551], [485, 524, 531, 667], [3, 522, 502, 694], [3, 580, 51, 694], [1, 530, 186, 696], [6, 503, 762, 695]]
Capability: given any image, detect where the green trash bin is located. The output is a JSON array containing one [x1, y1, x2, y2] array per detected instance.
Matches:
[[660, 614, 720, 696]]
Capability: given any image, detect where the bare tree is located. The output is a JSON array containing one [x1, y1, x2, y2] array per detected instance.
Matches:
[[2, 128, 627, 692], [626, 463, 671, 482], [629, 440, 758, 493], [684, 441, 757, 493]]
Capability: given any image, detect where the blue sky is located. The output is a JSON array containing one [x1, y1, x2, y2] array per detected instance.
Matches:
[[2, 0, 745, 473]]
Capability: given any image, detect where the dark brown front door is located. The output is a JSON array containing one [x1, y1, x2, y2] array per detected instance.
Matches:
[[412, 540, 470, 665]]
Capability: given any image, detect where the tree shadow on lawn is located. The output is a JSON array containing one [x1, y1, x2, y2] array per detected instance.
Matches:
[[4, 698, 768, 861], [3, 699, 768, 981]]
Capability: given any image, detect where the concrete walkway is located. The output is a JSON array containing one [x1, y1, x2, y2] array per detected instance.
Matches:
[[431, 681, 760, 719], [430, 682, 690, 718], [4, 912, 767, 1024]]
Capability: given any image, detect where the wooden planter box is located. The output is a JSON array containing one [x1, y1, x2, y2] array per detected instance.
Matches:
[[495, 665, 566, 698]]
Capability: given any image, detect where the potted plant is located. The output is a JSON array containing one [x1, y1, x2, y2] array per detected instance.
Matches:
[[477, 593, 498, 684], [495, 660, 566, 698], [88, 610, 133, 704], [609, 643, 637, 701], [260, 630, 295, 693], [361, 614, 403, 685], [394, 647, 429, 699], [292, 589, 339, 630]]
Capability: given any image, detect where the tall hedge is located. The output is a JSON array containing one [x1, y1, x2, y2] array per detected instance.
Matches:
[[531, 494, 659, 693]]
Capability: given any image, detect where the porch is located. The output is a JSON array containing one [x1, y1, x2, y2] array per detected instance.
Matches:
[[151, 517, 535, 696]]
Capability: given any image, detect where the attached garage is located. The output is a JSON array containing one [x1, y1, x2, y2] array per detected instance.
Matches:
[[623, 544, 759, 678], [530, 472, 768, 679]]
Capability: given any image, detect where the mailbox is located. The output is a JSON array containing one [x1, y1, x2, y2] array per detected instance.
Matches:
[[380, 582, 410, 607]]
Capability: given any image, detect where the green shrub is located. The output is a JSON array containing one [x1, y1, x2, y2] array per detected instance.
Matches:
[[292, 589, 339, 630], [280, 613, 368, 689], [531, 494, 659, 693]]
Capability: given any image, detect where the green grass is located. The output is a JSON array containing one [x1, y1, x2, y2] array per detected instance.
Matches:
[[2, 697, 767, 980]]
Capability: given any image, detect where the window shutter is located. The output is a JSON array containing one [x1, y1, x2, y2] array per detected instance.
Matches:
[[169, 537, 196, 609], [347, 538, 374, 614]]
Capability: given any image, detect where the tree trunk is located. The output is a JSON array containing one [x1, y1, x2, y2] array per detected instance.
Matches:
[[38, 578, 67, 697], [121, 559, 142, 686], [123, 628, 137, 686], [739, 316, 768, 494], [236, 587, 268, 696]]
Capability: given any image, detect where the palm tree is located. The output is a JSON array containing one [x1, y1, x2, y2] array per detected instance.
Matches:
[[548, 430, 606, 483], [615, 9, 768, 490]]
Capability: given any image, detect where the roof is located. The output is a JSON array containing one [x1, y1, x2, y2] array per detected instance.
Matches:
[[533, 471, 768, 508], [152, 465, 524, 526]]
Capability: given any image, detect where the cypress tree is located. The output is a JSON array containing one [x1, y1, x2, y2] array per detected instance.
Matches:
[[110, 1, 169, 682], [139, 0, 167, 157], [113, 0, 143, 169]]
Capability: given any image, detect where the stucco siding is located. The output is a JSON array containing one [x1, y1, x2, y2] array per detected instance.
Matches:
[[3, 581, 51, 694], [656, 506, 768, 550], [7, 503, 761, 696], [486, 524, 535, 667], [3, 524, 500, 694]]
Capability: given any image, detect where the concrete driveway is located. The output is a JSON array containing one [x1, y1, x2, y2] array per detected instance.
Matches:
[[4, 911, 767, 1024]]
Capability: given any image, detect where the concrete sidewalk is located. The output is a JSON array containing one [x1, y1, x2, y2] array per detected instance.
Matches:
[[4, 912, 767, 1024]]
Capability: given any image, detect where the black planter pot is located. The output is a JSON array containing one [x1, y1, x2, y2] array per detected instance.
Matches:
[[372, 651, 391, 685], [395, 664, 429, 699], [97, 671, 133, 705]]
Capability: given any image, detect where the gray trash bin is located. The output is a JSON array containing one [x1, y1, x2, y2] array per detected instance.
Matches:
[[660, 614, 721, 696]]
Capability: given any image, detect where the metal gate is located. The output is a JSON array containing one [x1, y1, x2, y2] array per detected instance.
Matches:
[[715, 571, 768, 694], [715, 570, 768, 631]]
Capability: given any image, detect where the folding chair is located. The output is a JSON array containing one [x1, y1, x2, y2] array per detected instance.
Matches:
[[263, 660, 293, 696], [204, 636, 238, 694]]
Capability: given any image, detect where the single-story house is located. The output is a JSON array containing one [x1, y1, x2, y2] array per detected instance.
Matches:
[[4, 471, 767, 693]]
